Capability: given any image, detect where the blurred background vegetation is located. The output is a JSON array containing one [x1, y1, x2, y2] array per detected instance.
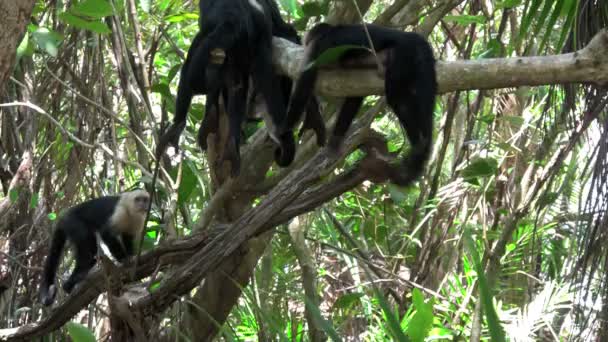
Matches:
[[0, 0, 607, 341]]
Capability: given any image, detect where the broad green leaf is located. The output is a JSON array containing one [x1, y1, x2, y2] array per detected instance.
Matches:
[[332, 292, 364, 311], [407, 289, 434, 342], [444, 15, 487, 26], [301, 2, 326, 17], [151, 83, 172, 98], [307, 45, 369, 70], [9, 189, 18, 203], [32, 27, 63, 57], [29, 193, 39, 209], [16, 32, 35, 59], [59, 12, 111, 34], [177, 161, 198, 204], [48, 213, 58, 221], [71, 0, 113, 18], [66, 322, 96, 342], [461, 157, 498, 180], [499, 115, 525, 127]]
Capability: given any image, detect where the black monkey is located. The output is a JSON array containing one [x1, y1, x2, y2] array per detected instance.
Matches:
[[158, 0, 304, 176], [39, 190, 150, 306], [246, 0, 326, 154], [281, 23, 437, 186]]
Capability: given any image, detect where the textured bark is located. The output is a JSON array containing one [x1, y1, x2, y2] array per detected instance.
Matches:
[[272, 30, 608, 97], [0, 0, 35, 94]]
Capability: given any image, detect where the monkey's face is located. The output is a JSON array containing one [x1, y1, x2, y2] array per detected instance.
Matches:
[[130, 191, 150, 214]]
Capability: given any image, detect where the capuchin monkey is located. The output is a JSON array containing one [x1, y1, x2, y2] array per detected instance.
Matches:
[[39, 190, 150, 306], [280, 23, 437, 186], [158, 0, 301, 177]]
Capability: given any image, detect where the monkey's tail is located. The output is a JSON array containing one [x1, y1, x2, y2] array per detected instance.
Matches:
[[387, 36, 437, 186], [40, 227, 66, 306]]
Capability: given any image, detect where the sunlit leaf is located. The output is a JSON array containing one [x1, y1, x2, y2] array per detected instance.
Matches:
[[66, 322, 96, 342], [444, 15, 487, 25], [461, 157, 498, 180], [31, 27, 63, 57], [407, 289, 434, 342], [71, 0, 113, 18], [59, 12, 111, 34]]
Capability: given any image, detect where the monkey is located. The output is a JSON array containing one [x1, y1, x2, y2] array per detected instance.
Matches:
[[157, 0, 323, 176], [245, 0, 327, 158], [280, 23, 437, 186], [39, 189, 150, 306]]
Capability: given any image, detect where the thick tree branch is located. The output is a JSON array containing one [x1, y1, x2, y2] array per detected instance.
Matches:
[[273, 29, 608, 97]]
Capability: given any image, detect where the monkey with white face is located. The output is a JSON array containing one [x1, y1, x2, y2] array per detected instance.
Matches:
[[39, 190, 150, 306]]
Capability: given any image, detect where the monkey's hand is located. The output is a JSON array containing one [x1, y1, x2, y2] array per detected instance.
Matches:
[[157, 122, 186, 157], [274, 132, 296, 167]]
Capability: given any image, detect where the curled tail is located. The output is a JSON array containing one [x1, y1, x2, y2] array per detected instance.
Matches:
[[40, 228, 67, 306], [386, 36, 437, 186]]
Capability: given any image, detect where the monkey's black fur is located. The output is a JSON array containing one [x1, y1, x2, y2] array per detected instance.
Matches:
[[158, 0, 322, 175], [39, 190, 149, 306], [281, 23, 437, 186]]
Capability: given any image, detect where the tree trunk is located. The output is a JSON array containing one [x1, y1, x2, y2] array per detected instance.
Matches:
[[0, 0, 35, 94]]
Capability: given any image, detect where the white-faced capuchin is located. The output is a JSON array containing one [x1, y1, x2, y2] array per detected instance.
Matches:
[[39, 189, 150, 306], [280, 23, 437, 187]]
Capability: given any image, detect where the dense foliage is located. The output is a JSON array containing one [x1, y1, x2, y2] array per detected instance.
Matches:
[[0, 0, 607, 341]]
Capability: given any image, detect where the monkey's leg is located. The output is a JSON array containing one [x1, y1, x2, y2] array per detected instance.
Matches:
[[63, 232, 97, 294], [329, 97, 364, 151]]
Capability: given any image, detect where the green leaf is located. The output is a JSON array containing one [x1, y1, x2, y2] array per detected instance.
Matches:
[[66, 322, 96, 342], [307, 45, 369, 69], [280, 0, 299, 17], [499, 115, 525, 127], [332, 292, 364, 311], [9, 189, 18, 203], [387, 184, 408, 204], [444, 15, 487, 26], [71, 0, 114, 18], [165, 12, 198, 23], [151, 83, 172, 98], [407, 289, 434, 342], [177, 161, 198, 204], [463, 232, 506, 342], [30, 193, 40, 209], [59, 12, 111, 34], [140, 0, 151, 13], [16, 32, 35, 59], [301, 2, 326, 17], [31, 27, 63, 57], [538, 192, 559, 208], [497, 0, 522, 9], [461, 157, 498, 180], [373, 287, 409, 341], [48, 212, 58, 221]]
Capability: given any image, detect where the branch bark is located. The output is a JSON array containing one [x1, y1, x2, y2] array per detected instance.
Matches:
[[272, 29, 608, 97]]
